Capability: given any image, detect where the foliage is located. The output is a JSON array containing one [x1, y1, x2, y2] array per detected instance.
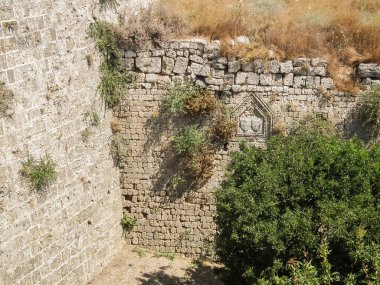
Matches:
[[211, 108, 237, 143], [84, 109, 100, 127], [359, 86, 380, 138], [215, 119, 380, 284], [153, 251, 175, 261], [171, 173, 187, 191], [89, 21, 134, 108], [161, 82, 236, 184], [110, 134, 125, 167], [121, 213, 137, 232], [20, 155, 58, 191], [172, 125, 208, 156], [0, 82, 14, 118]]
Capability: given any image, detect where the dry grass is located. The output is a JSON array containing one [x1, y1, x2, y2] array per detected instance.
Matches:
[[153, 0, 380, 92]]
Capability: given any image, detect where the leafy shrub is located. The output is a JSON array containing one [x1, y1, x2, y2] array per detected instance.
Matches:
[[161, 83, 197, 115], [0, 82, 14, 118], [211, 109, 237, 143], [171, 173, 187, 190], [359, 86, 380, 138], [89, 21, 134, 108], [186, 151, 214, 182], [21, 155, 58, 191], [121, 213, 137, 232], [172, 125, 208, 156], [215, 119, 380, 284]]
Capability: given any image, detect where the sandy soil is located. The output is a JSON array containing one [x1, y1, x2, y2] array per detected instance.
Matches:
[[89, 245, 224, 285]]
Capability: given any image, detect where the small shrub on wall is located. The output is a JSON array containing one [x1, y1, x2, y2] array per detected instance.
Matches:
[[215, 119, 380, 284], [89, 21, 134, 108], [20, 155, 58, 191], [161, 82, 236, 186]]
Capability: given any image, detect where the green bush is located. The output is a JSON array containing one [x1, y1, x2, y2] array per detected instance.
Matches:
[[121, 213, 137, 232], [172, 125, 208, 156], [359, 86, 380, 138], [215, 119, 380, 284], [21, 155, 58, 191], [89, 21, 134, 108], [161, 83, 199, 115]]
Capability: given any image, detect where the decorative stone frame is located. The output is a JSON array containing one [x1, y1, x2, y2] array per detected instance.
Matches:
[[232, 92, 274, 142]]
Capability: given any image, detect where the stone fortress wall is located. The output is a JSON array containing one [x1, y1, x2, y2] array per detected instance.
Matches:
[[1, 0, 380, 283], [0, 1, 147, 284], [118, 39, 380, 255]]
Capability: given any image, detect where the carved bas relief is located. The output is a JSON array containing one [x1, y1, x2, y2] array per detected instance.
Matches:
[[233, 93, 273, 142]]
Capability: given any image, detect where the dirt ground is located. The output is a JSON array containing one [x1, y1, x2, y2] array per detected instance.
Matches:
[[89, 245, 224, 285]]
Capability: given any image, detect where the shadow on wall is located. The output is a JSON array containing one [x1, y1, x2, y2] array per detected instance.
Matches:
[[137, 263, 223, 285], [344, 104, 374, 144], [142, 113, 210, 204]]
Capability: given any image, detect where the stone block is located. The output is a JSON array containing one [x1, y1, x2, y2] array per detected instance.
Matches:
[[173, 57, 189, 74], [260, 74, 272, 86], [253, 59, 264, 73], [228, 61, 240, 73], [247, 73, 259, 85], [321, 78, 334, 90], [283, 73, 294, 86], [190, 63, 211, 77], [358, 63, 380, 78], [294, 75, 306, 88], [280, 61, 293, 73], [268, 60, 280, 73], [235, 72, 248, 84], [311, 58, 327, 67], [242, 61, 254, 72], [162, 57, 174, 74], [136, 57, 162, 73]]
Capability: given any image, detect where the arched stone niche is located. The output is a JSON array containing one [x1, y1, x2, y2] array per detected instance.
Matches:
[[232, 92, 274, 143]]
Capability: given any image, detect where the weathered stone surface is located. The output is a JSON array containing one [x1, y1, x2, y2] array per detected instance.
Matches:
[[283, 73, 294, 86], [242, 61, 254, 72], [190, 63, 211, 77], [268, 60, 280, 73], [247, 73, 259, 85], [204, 41, 220, 59], [236, 72, 248, 84], [173, 57, 189, 74], [358, 63, 380, 79], [136, 57, 162, 73], [321, 78, 334, 89], [254, 59, 264, 73], [162, 57, 175, 74], [280, 61, 293, 73], [228, 61, 241, 73], [311, 58, 327, 67], [260, 74, 272, 86]]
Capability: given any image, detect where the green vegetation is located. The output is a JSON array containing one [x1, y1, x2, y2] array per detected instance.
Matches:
[[88, 21, 134, 108], [171, 173, 187, 191], [20, 155, 58, 191], [132, 247, 146, 258], [172, 125, 208, 156], [359, 86, 380, 138], [160, 82, 236, 184], [215, 119, 380, 284], [84, 109, 100, 127], [121, 213, 137, 232], [0, 82, 14, 118], [153, 251, 175, 261]]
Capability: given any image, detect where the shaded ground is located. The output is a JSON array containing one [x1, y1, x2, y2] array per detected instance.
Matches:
[[89, 245, 224, 285]]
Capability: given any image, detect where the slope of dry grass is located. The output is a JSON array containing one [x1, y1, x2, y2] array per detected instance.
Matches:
[[116, 0, 380, 92]]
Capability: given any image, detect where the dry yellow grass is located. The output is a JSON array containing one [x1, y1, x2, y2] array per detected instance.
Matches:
[[156, 0, 380, 92]]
